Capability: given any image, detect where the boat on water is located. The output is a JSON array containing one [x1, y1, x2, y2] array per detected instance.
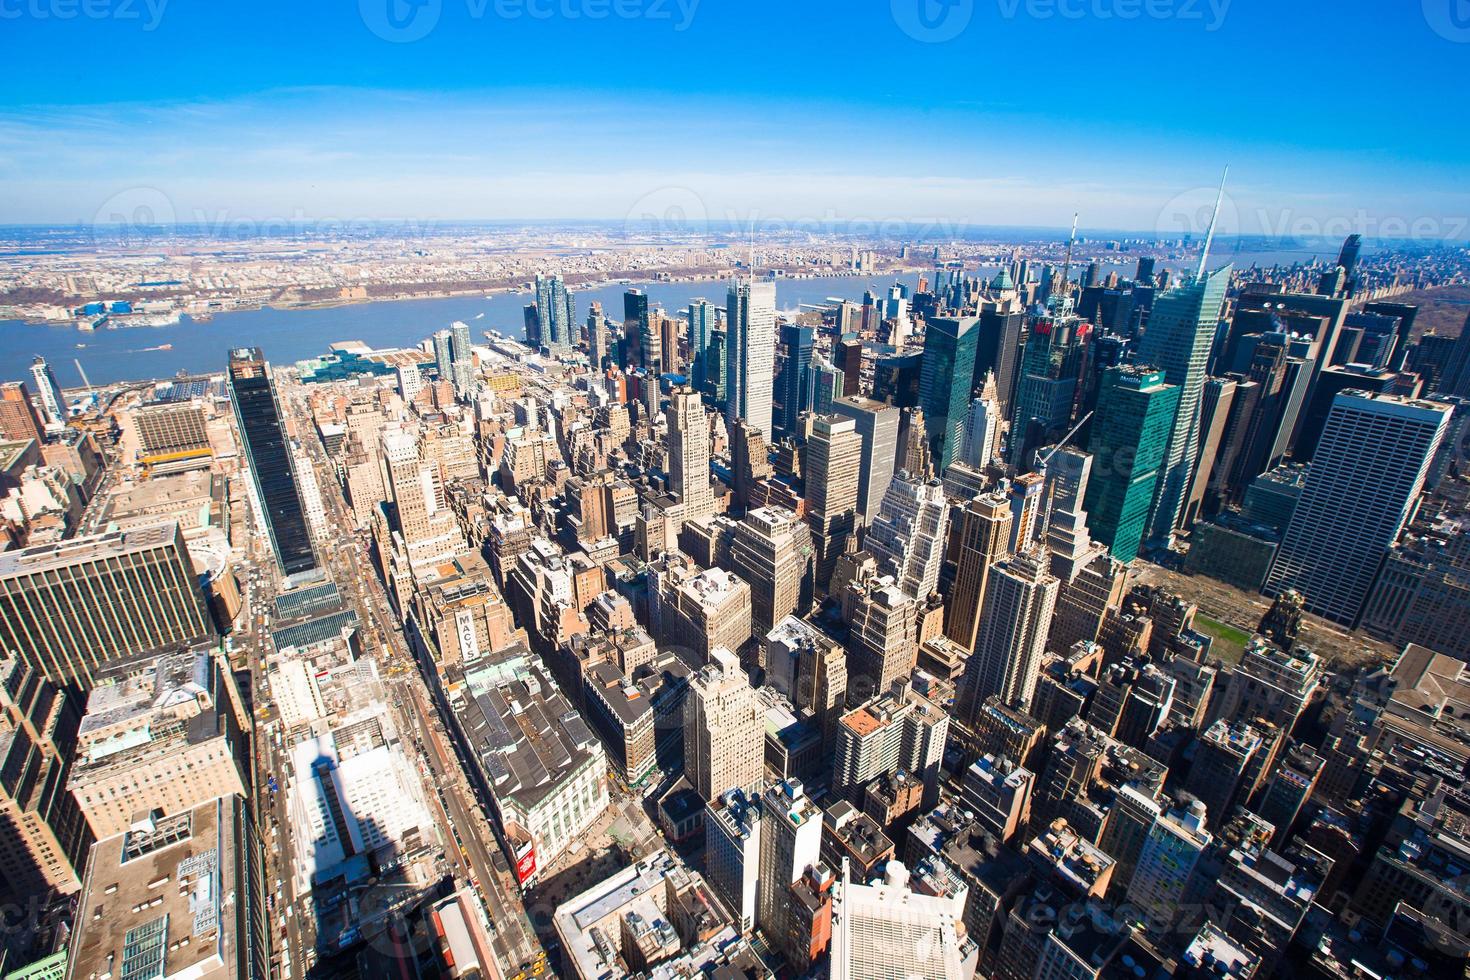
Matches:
[[75, 343, 87, 349]]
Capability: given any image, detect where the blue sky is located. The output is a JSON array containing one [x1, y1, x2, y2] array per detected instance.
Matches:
[[1, 0, 1467, 234]]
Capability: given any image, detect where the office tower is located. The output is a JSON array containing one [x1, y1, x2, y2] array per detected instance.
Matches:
[[1043, 450, 1129, 652], [449, 318, 475, 393], [1182, 376, 1238, 524], [0, 658, 90, 901], [961, 373, 1002, 469], [1007, 471, 1046, 552], [832, 395, 900, 526], [1255, 742, 1323, 845], [758, 779, 825, 968], [957, 549, 1059, 719], [651, 558, 753, 665], [622, 288, 651, 370], [28, 356, 65, 429], [841, 571, 920, 703], [1096, 783, 1162, 893], [730, 418, 773, 511], [974, 297, 1026, 421], [1135, 256, 1157, 285], [1186, 720, 1264, 830], [961, 754, 1034, 843], [872, 351, 923, 408], [1336, 233, 1362, 282], [919, 315, 980, 471], [1363, 300, 1418, 371], [1135, 265, 1232, 545], [805, 416, 861, 590], [1128, 800, 1212, 932], [0, 523, 213, 687], [1265, 391, 1451, 626], [586, 303, 610, 369], [830, 861, 971, 980], [65, 794, 269, 980], [688, 298, 716, 392], [863, 473, 950, 601], [667, 386, 715, 523], [837, 338, 863, 397], [777, 324, 814, 438], [432, 327, 455, 380], [730, 507, 813, 638], [1208, 639, 1322, 736], [0, 381, 43, 444], [534, 273, 575, 348], [705, 787, 763, 933], [897, 407, 933, 480], [656, 311, 681, 376], [1009, 312, 1091, 467], [1084, 365, 1180, 564], [683, 646, 762, 801], [132, 399, 210, 462], [1292, 364, 1398, 463], [68, 646, 248, 839], [944, 491, 1012, 651], [833, 685, 949, 806], [725, 280, 778, 438], [228, 348, 316, 575], [807, 354, 844, 416], [766, 616, 847, 750], [380, 428, 462, 573]]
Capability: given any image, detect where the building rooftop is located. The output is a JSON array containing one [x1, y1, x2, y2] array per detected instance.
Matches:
[[67, 795, 255, 980], [0, 522, 181, 577]]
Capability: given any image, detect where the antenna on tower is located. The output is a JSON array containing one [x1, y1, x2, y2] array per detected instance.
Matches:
[[1060, 212, 1079, 294], [1196, 166, 1229, 280]]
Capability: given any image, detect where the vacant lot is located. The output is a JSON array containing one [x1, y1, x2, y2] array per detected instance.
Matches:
[[1128, 561, 1396, 670]]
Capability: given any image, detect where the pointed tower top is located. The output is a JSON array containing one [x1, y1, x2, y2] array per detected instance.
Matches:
[[1196, 166, 1229, 280]]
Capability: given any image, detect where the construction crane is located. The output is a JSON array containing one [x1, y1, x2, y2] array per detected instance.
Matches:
[[1033, 410, 1095, 542]]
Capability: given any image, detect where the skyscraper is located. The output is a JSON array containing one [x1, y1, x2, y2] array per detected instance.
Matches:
[[777, 324, 814, 438], [1265, 391, 1452, 625], [1128, 800, 1212, 933], [586, 304, 609, 369], [944, 490, 1013, 652], [683, 646, 763, 801], [1084, 365, 1181, 564], [29, 356, 65, 429], [960, 373, 1002, 470], [449, 319, 474, 393], [1009, 312, 1091, 467], [804, 416, 862, 592], [1135, 265, 1232, 545], [380, 428, 463, 575], [863, 473, 950, 602], [725, 280, 777, 439], [730, 506, 813, 638], [432, 329, 454, 381], [688, 298, 716, 393], [958, 549, 1059, 720], [667, 386, 715, 523], [0, 523, 214, 687], [228, 347, 316, 576], [918, 315, 980, 472], [533, 273, 575, 348], [624, 288, 651, 371], [832, 395, 900, 526]]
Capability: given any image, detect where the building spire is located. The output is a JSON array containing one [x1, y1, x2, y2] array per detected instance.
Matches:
[[1196, 166, 1229, 280]]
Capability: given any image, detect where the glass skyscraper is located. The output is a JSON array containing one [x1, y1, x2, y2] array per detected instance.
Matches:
[[688, 299, 716, 394], [777, 324, 813, 438], [228, 347, 316, 577], [1135, 265, 1232, 546], [918, 315, 979, 472], [725, 281, 777, 439], [1083, 365, 1180, 564]]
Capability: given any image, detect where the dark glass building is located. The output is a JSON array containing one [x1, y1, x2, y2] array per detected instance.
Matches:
[[228, 348, 316, 576]]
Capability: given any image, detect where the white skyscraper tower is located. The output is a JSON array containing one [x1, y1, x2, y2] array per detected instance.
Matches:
[[958, 548, 1059, 719], [1266, 390, 1452, 625], [668, 385, 715, 523], [725, 280, 777, 439], [863, 472, 951, 602], [960, 371, 1001, 469]]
